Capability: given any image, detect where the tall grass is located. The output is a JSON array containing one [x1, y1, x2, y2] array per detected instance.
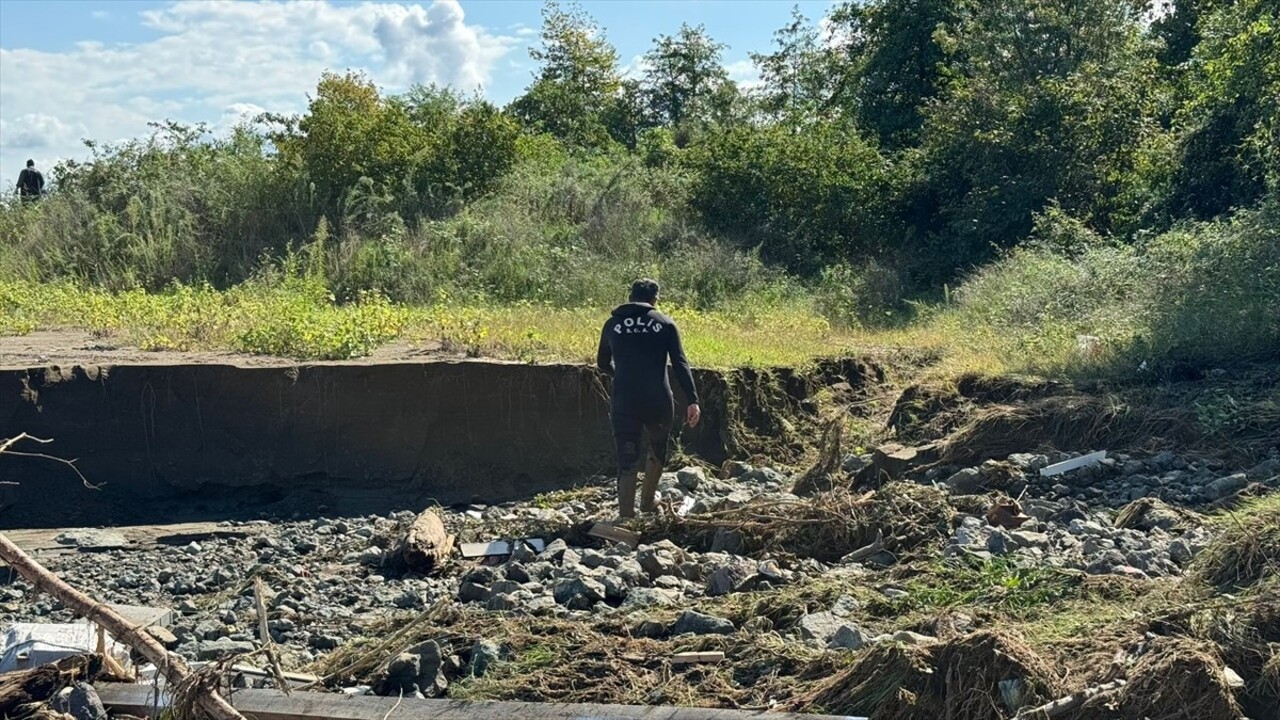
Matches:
[[930, 198, 1280, 376]]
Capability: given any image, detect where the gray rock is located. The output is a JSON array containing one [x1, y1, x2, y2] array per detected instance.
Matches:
[[620, 587, 678, 609], [706, 562, 753, 597], [409, 640, 448, 696], [504, 563, 532, 583], [383, 652, 420, 694], [1204, 473, 1249, 500], [797, 612, 843, 643], [987, 531, 1009, 556], [637, 547, 679, 579], [945, 467, 983, 494], [458, 581, 491, 603], [310, 633, 341, 651], [709, 528, 744, 554], [486, 593, 520, 612], [552, 577, 605, 610], [470, 639, 501, 677], [54, 682, 106, 720], [831, 595, 861, 617], [676, 467, 706, 491], [829, 624, 869, 651], [890, 630, 936, 646], [197, 637, 255, 660], [1247, 458, 1280, 480], [357, 548, 385, 567], [670, 610, 735, 636]]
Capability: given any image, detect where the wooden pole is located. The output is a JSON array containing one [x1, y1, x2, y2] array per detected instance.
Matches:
[[0, 531, 247, 720]]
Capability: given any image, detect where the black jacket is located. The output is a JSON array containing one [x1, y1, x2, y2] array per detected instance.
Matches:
[[597, 303, 698, 408], [16, 168, 43, 196]]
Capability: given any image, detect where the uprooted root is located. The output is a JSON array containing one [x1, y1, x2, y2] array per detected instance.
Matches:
[[642, 483, 955, 563], [1078, 637, 1244, 720], [789, 630, 1060, 719]]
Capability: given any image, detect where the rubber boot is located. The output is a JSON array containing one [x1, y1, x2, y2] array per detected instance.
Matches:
[[639, 453, 662, 513], [618, 472, 638, 519]]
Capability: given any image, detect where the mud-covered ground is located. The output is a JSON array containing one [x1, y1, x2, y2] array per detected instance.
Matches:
[[6, 442, 1278, 719]]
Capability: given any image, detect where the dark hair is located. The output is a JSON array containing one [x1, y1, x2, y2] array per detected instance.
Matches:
[[26, 159, 34, 167], [629, 278, 660, 304]]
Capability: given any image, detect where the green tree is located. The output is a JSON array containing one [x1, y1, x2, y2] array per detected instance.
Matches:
[[900, 0, 1159, 280], [509, 1, 621, 149], [690, 122, 892, 275], [825, 0, 961, 150], [643, 24, 730, 129], [271, 72, 427, 216], [1158, 0, 1278, 221], [750, 7, 833, 124]]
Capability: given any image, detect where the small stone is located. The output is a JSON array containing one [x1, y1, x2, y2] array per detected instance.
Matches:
[[1204, 473, 1248, 500], [621, 587, 678, 609], [670, 610, 735, 636], [797, 612, 843, 643], [458, 581, 491, 603], [890, 630, 935, 646], [552, 577, 605, 610], [486, 593, 520, 612], [310, 634, 341, 651], [945, 467, 983, 494], [676, 467, 705, 491], [53, 682, 105, 720], [706, 562, 753, 597], [470, 639, 502, 677], [829, 624, 869, 651], [197, 638, 255, 661]]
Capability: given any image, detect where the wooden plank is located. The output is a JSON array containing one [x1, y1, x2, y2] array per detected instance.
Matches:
[[1039, 450, 1107, 478], [587, 523, 640, 548], [459, 538, 546, 558], [670, 652, 725, 665], [96, 684, 866, 720]]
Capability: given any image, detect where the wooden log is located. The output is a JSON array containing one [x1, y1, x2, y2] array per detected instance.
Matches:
[[0, 532, 246, 720], [397, 509, 454, 574], [96, 684, 864, 720], [1013, 679, 1126, 719]]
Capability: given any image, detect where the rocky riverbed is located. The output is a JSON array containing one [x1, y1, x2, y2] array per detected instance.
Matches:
[[3, 446, 1278, 717]]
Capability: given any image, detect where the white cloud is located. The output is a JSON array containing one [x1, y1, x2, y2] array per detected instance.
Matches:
[[724, 59, 762, 89], [0, 0, 516, 182]]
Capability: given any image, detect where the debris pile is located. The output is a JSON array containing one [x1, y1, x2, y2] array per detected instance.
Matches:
[[2, 443, 1277, 719]]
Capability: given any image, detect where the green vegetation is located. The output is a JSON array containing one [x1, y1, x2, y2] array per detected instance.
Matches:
[[0, 0, 1276, 371]]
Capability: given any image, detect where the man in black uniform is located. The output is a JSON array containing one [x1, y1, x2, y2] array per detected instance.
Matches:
[[16, 159, 44, 202], [597, 279, 701, 518]]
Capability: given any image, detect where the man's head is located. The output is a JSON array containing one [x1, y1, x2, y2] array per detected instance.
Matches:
[[629, 278, 660, 305], [25, 159, 34, 168]]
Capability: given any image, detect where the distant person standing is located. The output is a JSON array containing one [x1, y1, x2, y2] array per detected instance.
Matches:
[[16, 159, 44, 201], [596, 279, 701, 519]]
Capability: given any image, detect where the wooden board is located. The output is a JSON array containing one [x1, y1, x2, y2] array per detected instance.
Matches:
[[1039, 451, 1107, 478], [587, 523, 640, 548], [96, 684, 866, 720], [459, 538, 546, 558], [670, 652, 725, 665]]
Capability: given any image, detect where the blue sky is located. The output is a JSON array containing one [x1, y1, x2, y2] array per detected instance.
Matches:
[[0, 0, 834, 184]]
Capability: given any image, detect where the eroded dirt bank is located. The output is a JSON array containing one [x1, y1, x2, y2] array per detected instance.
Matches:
[[0, 358, 879, 528]]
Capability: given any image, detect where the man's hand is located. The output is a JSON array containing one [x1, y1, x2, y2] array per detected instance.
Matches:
[[686, 403, 701, 428]]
